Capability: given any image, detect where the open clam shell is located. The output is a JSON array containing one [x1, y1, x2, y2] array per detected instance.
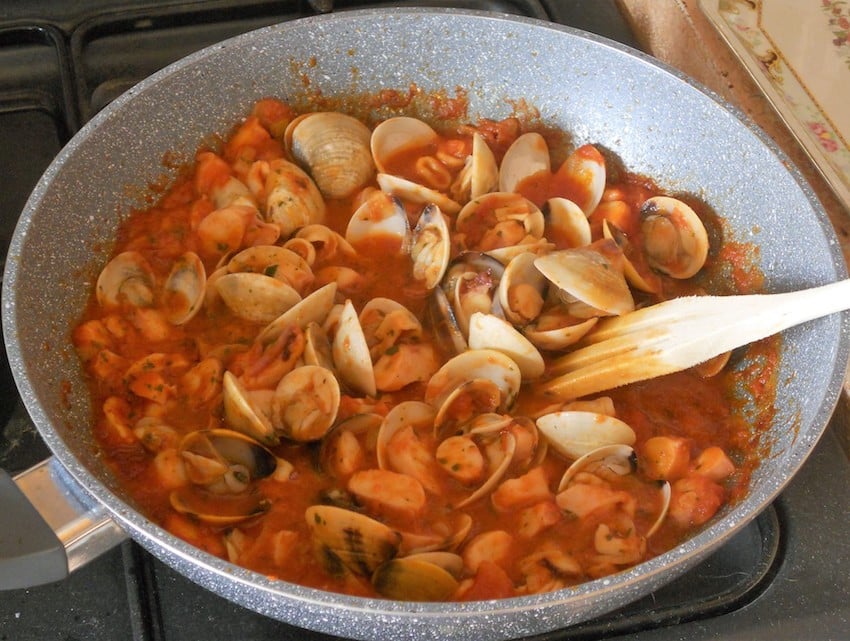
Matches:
[[425, 348, 522, 412], [450, 132, 499, 202], [372, 556, 460, 601], [162, 251, 206, 325], [371, 116, 439, 175], [376, 172, 462, 215], [179, 428, 278, 491], [222, 371, 277, 446], [264, 158, 326, 237], [544, 197, 592, 249], [533, 240, 634, 318], [96, 250, 156, 309], [271, 364, 340, 442], [215, 271, 301, 323], [467, 312, 545, 380], [332, 299, 376, 398], [411, 204, 451, 290], [640, 195, 709, 279], [498, 131, 551, 194], [345, 191, 411, 254], [557, 443, 637, 492], [256, 282, 338, 346], [306, 505, 402, 577], [552, 143, 606, 216], [498, 251, 547, 326], [537, 411, 636, 461]]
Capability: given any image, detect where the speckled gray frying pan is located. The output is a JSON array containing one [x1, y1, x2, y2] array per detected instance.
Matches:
[[2, 8, 848, 641]]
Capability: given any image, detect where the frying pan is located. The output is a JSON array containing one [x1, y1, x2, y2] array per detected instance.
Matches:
[[3, 8, 849, 641]]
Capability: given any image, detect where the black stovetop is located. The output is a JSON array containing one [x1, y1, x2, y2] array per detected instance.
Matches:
[[1, 2, 849, 640]]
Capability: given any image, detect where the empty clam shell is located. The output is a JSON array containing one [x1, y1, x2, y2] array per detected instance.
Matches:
[[226, 245, 314, 295], [544, 197, 592, 249], [179, 428, 278, 492], [170, 485, 270, 526], [433, 378, 502, 439], [371, 116, 439, 174], [536, 411, 636, 461]]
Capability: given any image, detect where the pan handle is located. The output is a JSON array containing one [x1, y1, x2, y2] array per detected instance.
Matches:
[[0, 457, 127, 590]]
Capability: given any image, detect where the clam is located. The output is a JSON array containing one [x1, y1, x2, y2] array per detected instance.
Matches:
[[222, 370, 277, 445], [264, 158, 326, 237], [647, 481, 672, 538], [170, 485, 270, 526], [433, 378, 502, 439], [319, 412, 383, 480], [498, 251, 547, 326], [455, 429, 517, 509], [536, 411, 636, 461], [286, 111, 375, 200], [372, 556, 460, 601], [305, 505, 402, 576], [425, 286, 468, 356], [162, 251, 206, 325], [226, 245, 314, 295], [602, 218, 661, 294], [332, 299, 376, 397], [270, 364, 340, 442], [521, 304, 599, 351], [467, 312, 545, 380], [376, 401, 437, 471], [552, 143, 606, 216], [345, 191, 411, 254], [450, 132, 499, 202], [410, 204, 451, 290], [442, 251, 505, 338], [169, 428, 278, 525], [424, 348, 522, 413], [214, 271, 301, 323], [398, 514, 473, 556], [359, 297, 422, 361], [256, 282, 337, 346], [178, 428, 278, 492], [302, 321, 334, 370], [498, 131, 551, 194], [375, 173, 462, 215], [640, 195, 709, 279], [544, 197, 592, 249], [557, 443, 638, 492], [371, 116, 439, 174], [96, 251, 156, 309], [533, 239, 635, 318], [295, 224, 357, 263], [455, 192, 545, 263]]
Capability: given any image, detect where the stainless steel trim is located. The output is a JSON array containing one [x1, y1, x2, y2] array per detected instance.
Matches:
[[14, 457, 127, 573]]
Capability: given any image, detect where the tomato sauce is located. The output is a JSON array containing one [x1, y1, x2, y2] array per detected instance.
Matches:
[[72, 98, 777, 602]]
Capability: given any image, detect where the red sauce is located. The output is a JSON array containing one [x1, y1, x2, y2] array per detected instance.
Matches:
[[72, 98, 777, 602]]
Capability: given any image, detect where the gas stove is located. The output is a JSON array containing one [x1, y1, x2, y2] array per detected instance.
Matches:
[[1, 2, 848, 640]]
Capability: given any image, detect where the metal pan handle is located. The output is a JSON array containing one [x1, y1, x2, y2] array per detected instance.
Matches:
[[0, 457, 127, 590]]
